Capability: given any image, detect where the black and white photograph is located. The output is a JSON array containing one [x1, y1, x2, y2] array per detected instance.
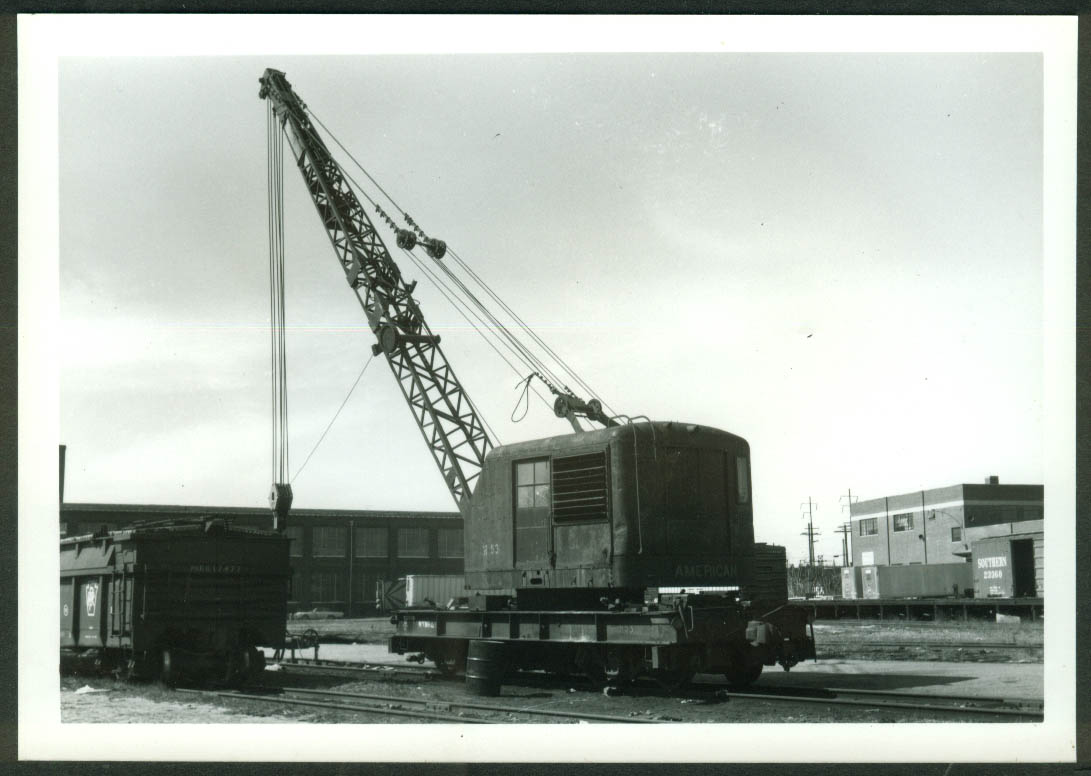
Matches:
[[18, 14, 1076, 762]]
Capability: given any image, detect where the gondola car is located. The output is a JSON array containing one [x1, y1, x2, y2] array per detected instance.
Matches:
[[60, 517, 290, 684]]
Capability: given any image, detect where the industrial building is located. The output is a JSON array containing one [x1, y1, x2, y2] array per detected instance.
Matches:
[[60, 502, 463, 617], [847, 477, 1043, 600]]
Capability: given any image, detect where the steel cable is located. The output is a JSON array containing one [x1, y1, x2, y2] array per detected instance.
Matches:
[[267, 101, 290, 485], [270, 119, 518, 448], [290, 355, 375, 484], [279, 108, 562, 395], [300, 104, 617, 419], [273, 115, 554, 434]]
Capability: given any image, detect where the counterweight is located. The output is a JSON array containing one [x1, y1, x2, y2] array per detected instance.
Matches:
[[259, 68, 492, 509]]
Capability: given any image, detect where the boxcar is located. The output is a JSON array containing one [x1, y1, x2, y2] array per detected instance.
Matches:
[[60, 518, 290, 683]]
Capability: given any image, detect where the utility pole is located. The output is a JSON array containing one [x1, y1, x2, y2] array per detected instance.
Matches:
[[799, 497, 819, 567], [834, 523, 852, 567], [839, 488, 858, 567], [799, 497, 819, 598]]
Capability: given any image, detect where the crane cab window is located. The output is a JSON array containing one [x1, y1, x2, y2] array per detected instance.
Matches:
[[735, 456, 750, 504], [514, 459, 550, 564], [516, 460, 550, 507]]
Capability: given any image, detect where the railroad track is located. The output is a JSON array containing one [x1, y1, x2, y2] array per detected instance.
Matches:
[[706, 685, 1043, 720], [264, 657, 1043, 721], [274, 656, 440, 680], [817, 641, 1041, 651], [177, 686, 659, 724]]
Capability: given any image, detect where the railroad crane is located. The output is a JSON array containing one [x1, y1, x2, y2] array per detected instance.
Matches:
[[259, 68, 814, 693]]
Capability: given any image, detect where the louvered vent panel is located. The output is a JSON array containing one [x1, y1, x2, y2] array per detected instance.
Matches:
[[552, 451, 608, 522]]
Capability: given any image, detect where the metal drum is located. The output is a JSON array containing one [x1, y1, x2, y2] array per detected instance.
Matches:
[[465, 639, 507, 696]]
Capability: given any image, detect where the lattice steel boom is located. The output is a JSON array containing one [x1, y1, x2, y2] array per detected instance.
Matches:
[[259, 68, 491, 509]]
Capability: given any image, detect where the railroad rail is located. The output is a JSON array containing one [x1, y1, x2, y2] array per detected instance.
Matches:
[[269, 657, 1042, 721], [816, 640, 1042, 651], [178, 686, 658, 724], [706, 685, 1043, 720], [274, 656, 440, 680]]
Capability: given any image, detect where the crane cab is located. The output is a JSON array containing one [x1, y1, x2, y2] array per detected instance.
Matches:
[[464, 421, 755, 609]]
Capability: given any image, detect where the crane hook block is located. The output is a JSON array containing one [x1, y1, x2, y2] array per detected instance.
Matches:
[[269, 482, 293, 532], [395, 229, 418, 251], [423, 238, 447, 260]]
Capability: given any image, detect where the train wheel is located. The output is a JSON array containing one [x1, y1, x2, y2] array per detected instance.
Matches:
[[300, 628, 320, 657], [653, 668, 695, 694], [653, 649, 699, 694], [159, 647, 176, 688], [573, 645, 608, 689], [246, 647, 266, 683], [603, 648, 640, 689], [125, 653, 151, 681], [432, 643, 467, 676], [433, 655, 460, 676], [725, 662, 763, 689]]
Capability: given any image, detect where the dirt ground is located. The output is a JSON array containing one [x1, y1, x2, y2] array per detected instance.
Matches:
[[61, 655, 1041, 725], [61, 678, 308, 723]]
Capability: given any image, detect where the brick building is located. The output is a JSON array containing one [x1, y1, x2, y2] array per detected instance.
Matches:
[[60, 502, 463, 616], [849, 477, 1043, 567]]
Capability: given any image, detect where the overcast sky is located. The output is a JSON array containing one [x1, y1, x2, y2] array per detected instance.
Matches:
[[59, 53, 1044, 564]]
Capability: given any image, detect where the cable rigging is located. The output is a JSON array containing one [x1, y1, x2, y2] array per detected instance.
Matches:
[[267, 99, 292, 529], [276, 113, 553, 428], [301, 104, 617, 424]]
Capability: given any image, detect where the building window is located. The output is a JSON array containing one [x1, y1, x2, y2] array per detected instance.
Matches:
[[398, 527, 430, 558], [312, 526, 347, 558], [285, 526, 303, 558], [951, 527, 962, 542], [859, 518, 878, 537], [355, 526, 388, 558], [438, 528, 463, 558], [310, 570, 342, 602], [355, 572, 374, 600], [893, 513, 914, 532], [967, 507, 1000, 526]]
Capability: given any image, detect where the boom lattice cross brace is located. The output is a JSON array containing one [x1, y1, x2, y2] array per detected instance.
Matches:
[[260, 69, 491, 508]]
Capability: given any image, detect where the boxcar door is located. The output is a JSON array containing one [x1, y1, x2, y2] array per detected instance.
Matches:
[[1011, 539, 1036, 597]]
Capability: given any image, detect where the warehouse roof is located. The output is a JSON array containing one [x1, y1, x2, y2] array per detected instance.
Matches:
[[61, 502, 460, 521]]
